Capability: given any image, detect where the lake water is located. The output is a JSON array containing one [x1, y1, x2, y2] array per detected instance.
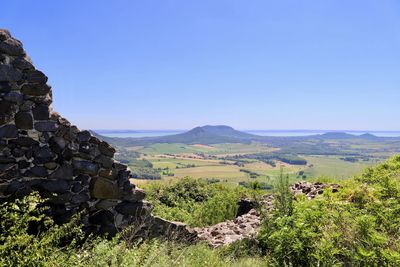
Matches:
[[95, 129, 400, 138]]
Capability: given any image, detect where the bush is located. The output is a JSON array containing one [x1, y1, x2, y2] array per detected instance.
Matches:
[[0, 193, 267, 266], [144, 177, 249, 227], [257, 156, 400, 266], [130, 167, 161, 180], [0, 193, 85, 267]]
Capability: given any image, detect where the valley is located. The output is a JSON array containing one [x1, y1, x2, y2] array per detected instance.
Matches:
[[100, 126, 400, 188]]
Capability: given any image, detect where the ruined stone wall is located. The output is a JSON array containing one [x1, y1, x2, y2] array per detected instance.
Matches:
[[0, 29, 154, 235]]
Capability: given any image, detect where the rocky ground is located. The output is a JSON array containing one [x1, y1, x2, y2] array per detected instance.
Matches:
[[192, 182, 340, 247], [291, 181, 340, 199], [193, 209, 261, 247]]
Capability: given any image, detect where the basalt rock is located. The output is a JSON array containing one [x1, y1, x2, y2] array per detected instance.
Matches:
[[291, 181, 341, 199], [0, 29, 187, 239]]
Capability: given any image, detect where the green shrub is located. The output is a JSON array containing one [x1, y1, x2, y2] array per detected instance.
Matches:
[[257, 155, 400, 266], [0, 193, 85, 267], [144, 177, 249, 227], [0, 192, 267, 267]]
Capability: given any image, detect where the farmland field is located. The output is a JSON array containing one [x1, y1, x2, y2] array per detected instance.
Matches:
[[303, 156, 377, 179], [111, 131, 400, 188]]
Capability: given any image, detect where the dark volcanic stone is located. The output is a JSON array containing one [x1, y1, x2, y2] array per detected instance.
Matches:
[[73, 160, 99, 175], [10, 137, 38, 147], [115, 201, 152, 216], [94, 155, 113, 169], [99, 141, 116, 157], [0, 81, 12, 93], [79, 142, 100, 160], [0, 124, 18, 138], [236, 199, 258, 217], [24, 70, 48, 84], [123, 188, 146, 202], [0, 167, 20, 181], [0, 162, 16, 170], [4, 92, 23, 103], [0, 29, 11, 41], [0, 38, 24, 56], [30, 95, 52, 106], [49, 136, 66, 153], [63, 126, 79, 141], [117, 170, 129, 181], [34, 121, 58, 132], [95, 199, 119, 210], [77, 130, 91, 142], [19, 100, 35, 112], [21, 83, 51, 96], [0, 65, 22, 82], [89, 177, 119, 199], [61, 147, 74, 160], [34, 146, 54, 159], [74, 174, 91, 186], [0, 100, 17, 124], [98, 224, 118, 236], [28, 166, 48, 177], [44, 162, 58, 170], [0, 183, 9, 195], [113, 162, 127, 172], [71, 182, 83, 193], [15, 112, 33, 129], [5, 180, 23, 194], [89, 136, 101, 145], [11, 147, 25, 157], [49, 164, 73, 180], [32, 105, 50, 120], [18, 160, 30, 169], [12, 56, 34, 70], [89, 210, 114, 226], [71, 192, 90, 204], [99, 169, 118, 180], [40, 180, 70, 193]]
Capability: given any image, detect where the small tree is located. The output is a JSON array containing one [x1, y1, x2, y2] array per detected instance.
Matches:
[[274, 168, 293, 216]]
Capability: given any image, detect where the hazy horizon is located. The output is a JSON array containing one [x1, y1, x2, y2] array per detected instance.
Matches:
[[94, 127, 400, 138], [94, 128, 400, 132], [3, 0, 400, 130]]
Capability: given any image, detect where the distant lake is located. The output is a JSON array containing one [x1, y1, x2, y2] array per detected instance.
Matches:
[[94, 130, 184, 138], [95, 129, 400, 138], [247, 130, 400, 137]]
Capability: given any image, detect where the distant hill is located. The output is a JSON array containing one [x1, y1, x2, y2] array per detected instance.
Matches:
[[92, 125, 258, 146], [318, 132, 359, 139], [92, 126, 397, 148]]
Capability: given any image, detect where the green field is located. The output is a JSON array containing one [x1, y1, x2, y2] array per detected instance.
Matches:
[[124, 139, 398, 187], [136, 145, 307, 186], [303, 155, 377, 179], [138, 143, 216, 155]]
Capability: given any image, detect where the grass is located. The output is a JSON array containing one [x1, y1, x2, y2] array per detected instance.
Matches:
[[303, 155, 376, 179], [138, 143, 216, 155], [139, 155, 304, 187], [174, 165, 247, 179], [148, 156, 221, 169], [209, 142, 277, 156]]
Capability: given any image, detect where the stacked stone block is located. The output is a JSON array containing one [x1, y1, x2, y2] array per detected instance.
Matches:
[[0, 29, 152, 235]]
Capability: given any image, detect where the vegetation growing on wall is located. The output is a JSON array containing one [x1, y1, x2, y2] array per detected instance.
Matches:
[[2, 156, 400, 266]]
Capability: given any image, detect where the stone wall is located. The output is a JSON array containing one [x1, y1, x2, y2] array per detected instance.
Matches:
[[0, 29, 160, 235]]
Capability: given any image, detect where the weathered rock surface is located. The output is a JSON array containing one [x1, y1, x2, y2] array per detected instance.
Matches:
[[193, 209, 261, 247], [0, 29, 187, 239], [291, 181, 340, 199], [192, 183, 340, 247]]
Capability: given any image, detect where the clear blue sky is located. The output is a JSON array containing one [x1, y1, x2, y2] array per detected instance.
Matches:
[[2, 0, 400, 130]]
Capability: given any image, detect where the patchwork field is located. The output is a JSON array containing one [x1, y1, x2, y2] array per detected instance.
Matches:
[[120, 136, 400, 188]]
